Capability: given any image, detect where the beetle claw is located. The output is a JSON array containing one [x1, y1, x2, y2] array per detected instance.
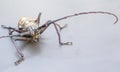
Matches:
[[60, 42, 72, 45], [15, 58, 24, 65]]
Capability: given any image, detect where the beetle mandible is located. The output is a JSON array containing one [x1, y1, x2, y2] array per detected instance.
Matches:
[[0, 11, 118, 65]]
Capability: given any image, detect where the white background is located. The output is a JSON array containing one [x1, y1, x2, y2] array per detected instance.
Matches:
[[0, 0, 120, 72]]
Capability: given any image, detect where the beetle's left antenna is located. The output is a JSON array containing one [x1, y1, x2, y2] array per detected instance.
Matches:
[[38, 11, 118, 30]]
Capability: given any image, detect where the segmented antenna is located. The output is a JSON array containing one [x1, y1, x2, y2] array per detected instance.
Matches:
[[52, 11, 118, 24], [38, 11, 118, 30]]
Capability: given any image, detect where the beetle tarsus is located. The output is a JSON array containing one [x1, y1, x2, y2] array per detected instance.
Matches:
[[60, 42, 72, 45], [1, 25, 8, 29], [15, 57, 24, 65], [1, 25, 13, 30]]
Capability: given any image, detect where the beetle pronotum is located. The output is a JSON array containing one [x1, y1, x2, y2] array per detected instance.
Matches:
[[0, 11, 118, 65]]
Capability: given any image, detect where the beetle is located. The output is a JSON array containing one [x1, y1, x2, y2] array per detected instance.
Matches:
[[0, 11, 118, 65]]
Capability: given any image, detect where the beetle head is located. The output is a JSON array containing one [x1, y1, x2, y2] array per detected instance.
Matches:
[[18, 13, 41, 31]]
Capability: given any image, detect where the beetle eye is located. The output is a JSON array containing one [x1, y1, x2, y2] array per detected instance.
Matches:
[[19, 28, 23, 30], [19, 26, 23, 30]]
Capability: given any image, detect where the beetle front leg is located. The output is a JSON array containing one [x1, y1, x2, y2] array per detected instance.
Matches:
[[53, 23, 72, 45], [1, 25, 22, 33], [6, 28, 25, 65], [55, 23, 68, 31], [9, 37, 25, 65]]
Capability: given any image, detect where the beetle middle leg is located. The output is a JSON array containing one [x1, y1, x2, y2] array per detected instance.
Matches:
[[40, 21, 72, 45], [40, 20, 67, 34]]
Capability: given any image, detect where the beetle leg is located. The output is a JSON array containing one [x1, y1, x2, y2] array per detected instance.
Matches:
[[53, 23, 72, 45], [39, 20, 51, 34], [1, 25, 22, 33], [39, 21, 72, 45], [14, 52, 24, 65], [40, 20, 67, 34], [14, 38, 31, 41], [6, 29, 25, 65], [11, 37, 25, 65], [55, 23, 67, 31]]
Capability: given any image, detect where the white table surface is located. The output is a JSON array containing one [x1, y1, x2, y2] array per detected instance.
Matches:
[[0, 0, 120, 72]]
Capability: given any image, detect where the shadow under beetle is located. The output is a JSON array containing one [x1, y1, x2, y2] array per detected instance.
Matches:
[[0, 11, 118, 65]]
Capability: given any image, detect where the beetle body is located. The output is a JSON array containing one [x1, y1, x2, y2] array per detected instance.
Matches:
[[18, 16, 40, 42], [0, 11, 118, 65]]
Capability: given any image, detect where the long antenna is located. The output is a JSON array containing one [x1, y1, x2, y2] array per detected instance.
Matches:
[[38, 11, 118, 30]]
